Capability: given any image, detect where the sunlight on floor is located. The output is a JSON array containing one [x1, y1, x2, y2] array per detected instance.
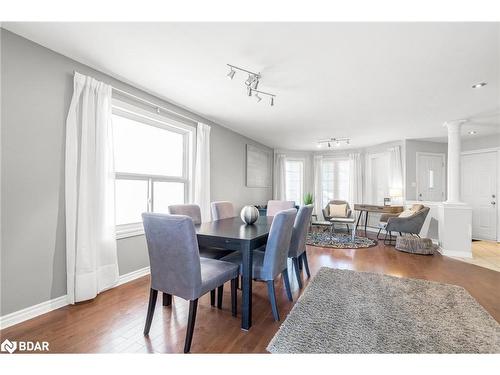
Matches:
[[452, 241, 500, 273]]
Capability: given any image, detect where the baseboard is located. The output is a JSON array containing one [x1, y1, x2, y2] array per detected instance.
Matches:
[[0, 266, 151, 330], [0, 295, 68, 330], [117, 266, 150, 286]]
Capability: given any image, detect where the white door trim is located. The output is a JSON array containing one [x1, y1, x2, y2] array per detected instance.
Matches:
[[416, 152, 446, 202], [461, 148, 499, 242]]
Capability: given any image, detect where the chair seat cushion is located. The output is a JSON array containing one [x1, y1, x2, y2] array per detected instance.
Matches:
[[199, 258, 239, 296], [220, 250, 268, 280]]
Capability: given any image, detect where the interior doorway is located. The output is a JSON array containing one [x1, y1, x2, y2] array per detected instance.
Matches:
[[416, 152, 446, 202]]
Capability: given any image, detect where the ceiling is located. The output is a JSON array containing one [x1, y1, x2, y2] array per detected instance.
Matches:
[[4, 22, 500, 150]]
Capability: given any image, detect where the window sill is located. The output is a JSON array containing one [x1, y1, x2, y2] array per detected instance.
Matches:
[[116, 224, 145, 240]]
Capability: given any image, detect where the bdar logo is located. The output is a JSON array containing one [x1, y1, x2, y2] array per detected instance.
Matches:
[[1, 339, 17, 354]]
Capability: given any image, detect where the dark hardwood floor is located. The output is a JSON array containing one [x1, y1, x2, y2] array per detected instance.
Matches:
[[1, 235, 499, 353]]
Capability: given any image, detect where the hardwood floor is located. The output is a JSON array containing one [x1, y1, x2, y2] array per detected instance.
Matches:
[[1, 235, 499, 353]]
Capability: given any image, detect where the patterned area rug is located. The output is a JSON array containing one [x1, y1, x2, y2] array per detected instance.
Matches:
[[267, 268, 500, 353], [307, 230, 377, 249]]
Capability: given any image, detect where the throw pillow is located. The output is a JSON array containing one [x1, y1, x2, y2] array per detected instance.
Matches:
[[329, 203, 347, 217]]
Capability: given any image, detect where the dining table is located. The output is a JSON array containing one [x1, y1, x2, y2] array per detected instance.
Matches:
[[195, 215, 273, 330]]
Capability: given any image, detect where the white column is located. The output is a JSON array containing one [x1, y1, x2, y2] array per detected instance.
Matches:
[[438, 120, 472, 258], [445, 120, 464, 203]]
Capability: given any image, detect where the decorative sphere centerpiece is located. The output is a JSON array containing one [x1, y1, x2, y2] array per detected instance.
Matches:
[[240, 205, 259, 225]]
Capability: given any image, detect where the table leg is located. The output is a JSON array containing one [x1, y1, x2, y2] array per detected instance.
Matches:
[[351, 223, 356, 243], [240, 241, 253, 330], [364, 211, 369, 234]]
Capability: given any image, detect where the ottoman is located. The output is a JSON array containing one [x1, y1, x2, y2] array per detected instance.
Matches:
[[395, 236, 435, 255]]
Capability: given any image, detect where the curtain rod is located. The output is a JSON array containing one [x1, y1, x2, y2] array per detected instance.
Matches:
[[74, 71, 199, 124], [112, 86, 199, 125]]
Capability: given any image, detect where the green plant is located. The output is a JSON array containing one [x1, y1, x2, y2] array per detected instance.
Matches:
[[303, 192, 314, 205]]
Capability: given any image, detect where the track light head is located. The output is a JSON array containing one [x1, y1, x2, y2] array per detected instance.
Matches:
[[245, 74, 254, 86], [227, 68, 235, 80], [247, 87, 252, 97], [270, 97, 274, 106], [251, 79, 259, 90], [255, 93, 262, 102]]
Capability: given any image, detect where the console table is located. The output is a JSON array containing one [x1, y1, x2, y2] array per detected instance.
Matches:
[[353, 204, 404, 234]]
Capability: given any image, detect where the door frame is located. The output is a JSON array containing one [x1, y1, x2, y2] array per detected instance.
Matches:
[[461, 147, 500, 242], [415, 152, 446, 202]]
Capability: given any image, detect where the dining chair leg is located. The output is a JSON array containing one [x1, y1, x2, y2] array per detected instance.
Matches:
[[298, 255, 303, 270], [302, 252, 311, 278], [162, 292, 172, 306], [230, 278, 237, 317], [217, 285, 224, 309], [282, 269, 293, 301], [292, 257, 303, 289], [377, 228, 382, 239], [143, 288, 158, 335], [346, 224, 350, 234], [210, 289, 215, 307], [266, 280, 280, 321], [184, 299, 198, 353]]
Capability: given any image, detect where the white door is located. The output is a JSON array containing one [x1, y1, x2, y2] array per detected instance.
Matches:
[[461, 151, 497, 240], [416, 153, 445, 202]]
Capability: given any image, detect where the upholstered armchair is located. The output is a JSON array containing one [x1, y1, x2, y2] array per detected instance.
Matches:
[[378, 204, 430, 244], [322, 200, 352, 220]]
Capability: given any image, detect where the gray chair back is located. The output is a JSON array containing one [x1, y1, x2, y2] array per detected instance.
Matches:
[[142, 213, 202, 301], [267, 200, 295, 216], [261, 208, 297, 280], [289, 205, 314, 258], [211, 201, 235, 221], [168, 204, 202, 225]]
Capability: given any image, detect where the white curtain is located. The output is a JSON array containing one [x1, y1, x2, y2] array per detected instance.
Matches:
[[348, 152, 363, 207], [194, 123, 211, 222], [65, 72, 119, 304], [388, 146, 404, 202], [273, 153, 286, 200], [313, 155, 323, 219]]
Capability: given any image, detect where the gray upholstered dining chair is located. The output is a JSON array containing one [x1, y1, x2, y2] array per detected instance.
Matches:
[[142, 213, 239, 353], [211, 201, 235, 221], [168, 204, 232, 260], [221, 208, 297, 321], [288, 205, 314, 289], [266, 200, 296, 216]]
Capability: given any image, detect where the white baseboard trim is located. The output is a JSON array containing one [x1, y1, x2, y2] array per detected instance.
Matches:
[[117, 266, 150, 286], [0, 295, 68, 330], [0, 266, 151, 330]]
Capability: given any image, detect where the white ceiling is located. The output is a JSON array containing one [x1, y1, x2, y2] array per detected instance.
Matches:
[[4, 22, 500, 150]]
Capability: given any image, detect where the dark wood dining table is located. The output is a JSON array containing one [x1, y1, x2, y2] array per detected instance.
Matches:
[[195, 215, 273, 330]]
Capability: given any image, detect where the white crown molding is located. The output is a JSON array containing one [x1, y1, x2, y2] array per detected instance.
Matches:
[[0, 267, 151, 330]]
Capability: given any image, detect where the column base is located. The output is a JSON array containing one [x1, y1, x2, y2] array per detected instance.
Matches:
[[437, 202, 472, 258]]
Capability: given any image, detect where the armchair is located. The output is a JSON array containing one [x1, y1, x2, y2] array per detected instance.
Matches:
[[322, 200, 353, 233], [378, 205, 430, 245]]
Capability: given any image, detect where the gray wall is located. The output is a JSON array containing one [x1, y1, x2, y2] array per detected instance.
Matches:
[[0, 30, 272, 315], [462, 134, 500, 151], [404, 140, 448, 201]]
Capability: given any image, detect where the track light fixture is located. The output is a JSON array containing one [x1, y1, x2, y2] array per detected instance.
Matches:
[[317, 137, 351, 148], [226, 64, 277, 106]]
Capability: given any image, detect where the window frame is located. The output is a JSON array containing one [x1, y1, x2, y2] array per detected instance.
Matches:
[[284, 158, 305, 206], [112, 100, 194, 239]]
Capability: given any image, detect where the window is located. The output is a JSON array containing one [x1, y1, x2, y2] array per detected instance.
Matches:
[[112, 104, 193, 237], [321, 158, 350, 207], [366, 152, 390, 205], [285, 159, 304, 205]]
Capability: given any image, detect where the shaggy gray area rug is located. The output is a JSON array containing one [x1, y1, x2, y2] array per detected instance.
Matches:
[[267, 268, 500, 353]]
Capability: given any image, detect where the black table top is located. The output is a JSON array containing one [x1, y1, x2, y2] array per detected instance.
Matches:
[[196, 216, 273, 241]]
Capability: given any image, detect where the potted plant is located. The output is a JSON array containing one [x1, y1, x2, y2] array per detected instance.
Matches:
[[303, 193, 314, 205]]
